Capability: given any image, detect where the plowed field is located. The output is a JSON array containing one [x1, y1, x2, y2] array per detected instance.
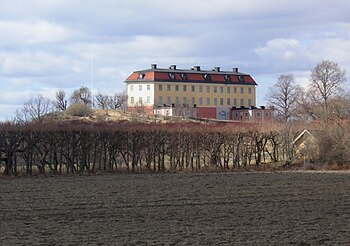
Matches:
[[1, 172, 349, 245]]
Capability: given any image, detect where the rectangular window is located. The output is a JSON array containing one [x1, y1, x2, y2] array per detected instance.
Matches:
[[139, 85, 142, 91], [176, 96, 179, 104], [206, 86, 210, 93], [183, 85, 187, 92], [167, 96, 171, 105], [191, 97, 195, 105], [245, 112, 248, 118], [265, 112, 269, 118], [234, 98, 237, 106], [159, 84, 162, 91], [175, 85, 179, 91], [248, 99, 252, 107], [206, 98, 210, 106], [248, 87, 252, 94], [147, 84, 150, 90], [130, 85, 134, 91], [220, 86, 223, 93], [214, 86, 217, 93], [130, 97, 134, 104], [234, 87, 237, 94], [214, 98, 217, 105], [240, 99, 244, 106], [167, 84, 171, 91], [227, 87, 230, 93], [138, 97, 142, 104], [240, 87, 244, 94], [199, 86, 203, 92], [199, 97, 203, 105], [227, 98, 231, 106], [146, 96, 150, 103], [220, 98, 224, 105], [191, 85, 195, 92], [183, 97, 187, 104], [257, 112, 261, 118], [159, 96, 163, 104]]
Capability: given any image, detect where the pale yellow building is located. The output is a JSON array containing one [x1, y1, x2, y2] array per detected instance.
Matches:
[[125, 64, 271, 121]]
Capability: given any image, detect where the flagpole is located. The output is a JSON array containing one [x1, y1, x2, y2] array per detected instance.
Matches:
[[91, 60, 94, 109]]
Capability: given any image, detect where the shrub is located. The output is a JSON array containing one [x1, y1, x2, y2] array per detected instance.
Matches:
[[65, 103, 93, 117]]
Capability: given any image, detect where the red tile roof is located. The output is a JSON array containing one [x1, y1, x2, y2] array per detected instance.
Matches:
[[125, 65, 257, 85]]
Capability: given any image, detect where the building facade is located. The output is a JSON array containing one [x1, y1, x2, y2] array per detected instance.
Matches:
[[125, 64, 273, 121]]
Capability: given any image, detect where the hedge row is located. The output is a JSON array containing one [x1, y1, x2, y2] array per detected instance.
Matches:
[[0, 121, 300, 176]]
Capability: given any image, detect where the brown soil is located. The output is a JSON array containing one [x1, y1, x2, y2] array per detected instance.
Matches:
[[1, 172, 349, 245]]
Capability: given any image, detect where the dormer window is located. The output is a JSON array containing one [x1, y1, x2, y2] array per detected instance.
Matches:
[[180, 73, 188, 80], [238, 75, 244, 82], [203, 74, 211, 81], [168, 73, 176, 80], [224, 75, 231, 82], [138, 73, 145, 79]]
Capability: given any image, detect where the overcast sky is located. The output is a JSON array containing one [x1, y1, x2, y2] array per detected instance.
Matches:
[[1, 0, 350, 121]]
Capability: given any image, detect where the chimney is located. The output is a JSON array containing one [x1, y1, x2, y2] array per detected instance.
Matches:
[[170, 65, 177, 70], [194, 65, 201, 71], [151, 64, 157, 69], [213, 66, 220, 72], [233, 67, 238, 73]]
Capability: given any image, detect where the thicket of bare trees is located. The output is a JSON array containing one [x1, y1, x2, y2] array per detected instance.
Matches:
[[68, 86, 127, 110], [13, 87, 127, 124], [318, 121, 350, 164], [95, 92, 128, 110], [267, 60, 347, 122], [0, 121, 304, 176], [265, 60, 349, 166]]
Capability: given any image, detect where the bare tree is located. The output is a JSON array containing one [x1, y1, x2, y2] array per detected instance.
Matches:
[[55, 90, 68, 111], [95, 93, 110, 110], [307, 60, 346, 122], [108, 92, 128, 110], [265, 74, 303, 122], [70, 86, 91, 106], [15, 94, 53, 124], [95, 92, 128, 112]]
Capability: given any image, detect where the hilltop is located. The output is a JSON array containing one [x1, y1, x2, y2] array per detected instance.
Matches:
[[44, 109, 207, 124]]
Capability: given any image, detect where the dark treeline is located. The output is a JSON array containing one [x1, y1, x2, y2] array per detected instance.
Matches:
[[0, 121, 298, 176]]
